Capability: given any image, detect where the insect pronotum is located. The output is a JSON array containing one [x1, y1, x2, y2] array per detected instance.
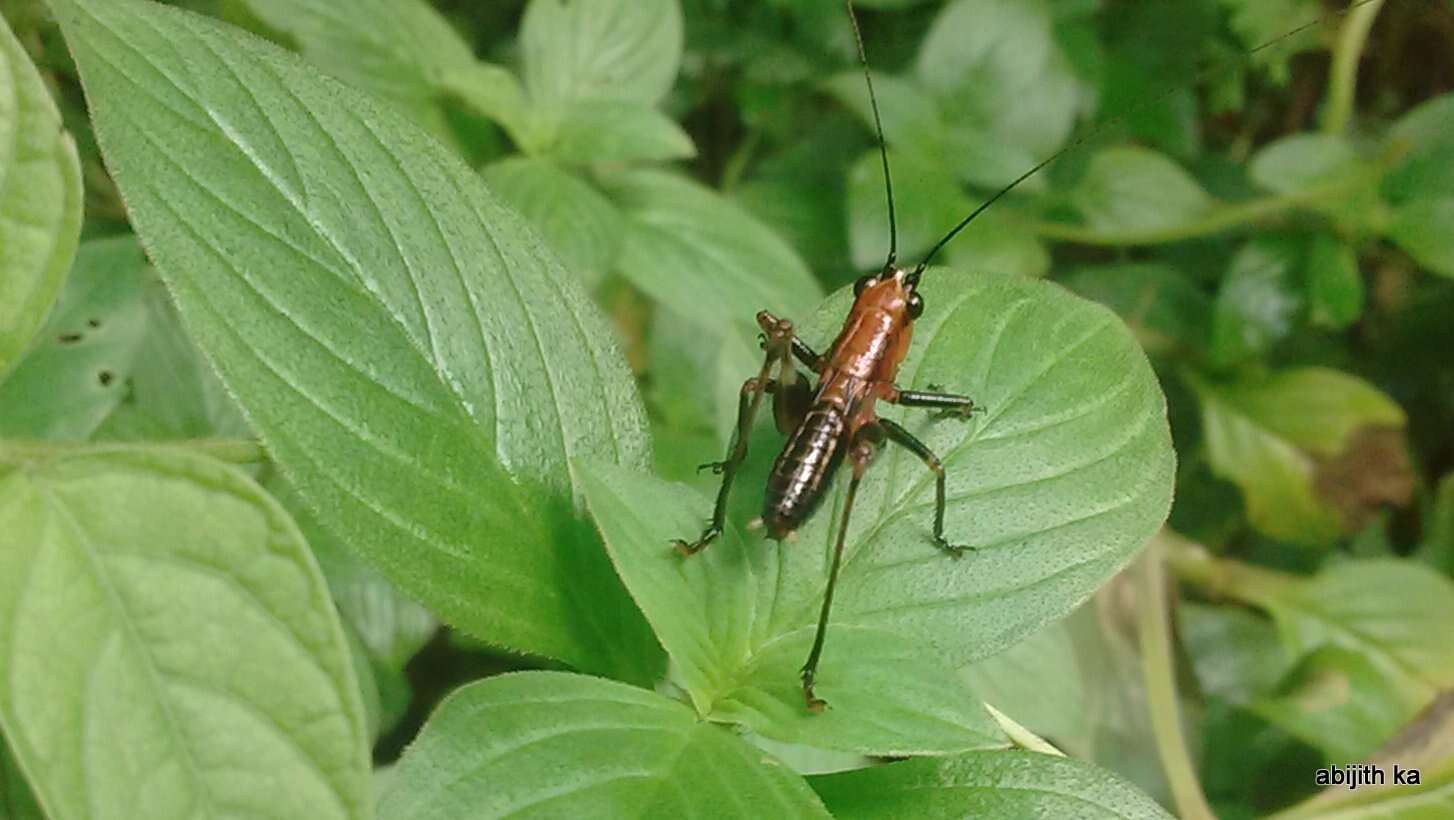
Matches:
[[673, 0, 1391, 711]]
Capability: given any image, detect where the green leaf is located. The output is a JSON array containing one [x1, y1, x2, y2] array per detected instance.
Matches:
[[1389, 197, 1454, 279], [810, 750, 1173, 819], [93, 275, 252, 441], [1252, 647, 1411, 761], [377, 671, 832, 820], [579, 461, 1006, 756], [1208, 236, 1303, 367], [1071, 146, 1213, 234], [915, 0, 1084, 185], [545, 100, 695, 165], [606, 168, 823, 333], [1241, 560, 1454, 704], [822, 70, 946, 165], [1179, 602, 1286, 706], [941, 209, 1050, 279], [0, 237, 148, 439], [847, 148, 968, 270], [1, 738, 43, 820], [520, 0, 683, 108], [53, 0, 661, 680], [480, 157, 626, 287], [960, 620, 1090, 748], [1249, 133, 1361, 193], [1383, 91, 1454, 204], [0, 447, 370, 819], [237, 0, 474, 104], [0, 10, 83, 376], [587, 273, 1173, 720], [1250, 133, 1376, 226], [435, 62, 540, 152], [1214, 0, 1322, 84], [1063, 262, 1211, 356], [1190, 367, 1410, 544], [1306, 233, 1364, 329]]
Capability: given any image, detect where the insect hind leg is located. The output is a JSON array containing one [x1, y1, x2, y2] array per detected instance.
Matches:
[[879, 417, 974, 558], [672, 316, 798, 556]]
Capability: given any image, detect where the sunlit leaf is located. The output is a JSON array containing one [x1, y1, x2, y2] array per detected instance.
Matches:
[[53, 0, 660, 680], [1208, 236, 1304, 367], [0, 10, 83, 376], [377, 671, 832, 820], [1389, 198, 1454, 279], [0, 447, 371, 819]]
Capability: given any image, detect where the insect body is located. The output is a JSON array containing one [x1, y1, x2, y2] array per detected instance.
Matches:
[[672, 3, 984, 711]]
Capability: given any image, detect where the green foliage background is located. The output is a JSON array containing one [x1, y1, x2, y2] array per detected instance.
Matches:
[[1, 0, 1453, 818]]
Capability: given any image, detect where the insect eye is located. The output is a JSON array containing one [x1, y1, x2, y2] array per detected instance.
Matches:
[[907, 293, 924, 319], [854, 275, 876, 297]]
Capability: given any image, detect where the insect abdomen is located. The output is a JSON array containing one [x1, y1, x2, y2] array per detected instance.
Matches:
[[763, 404, 846, 538]]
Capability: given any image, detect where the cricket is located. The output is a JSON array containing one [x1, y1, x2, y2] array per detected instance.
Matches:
[[672, 0, 1393, 712]]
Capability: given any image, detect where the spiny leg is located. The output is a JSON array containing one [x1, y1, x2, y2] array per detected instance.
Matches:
[[890, 387, 980, 420], [879, 417, 973, 558], [673, 316, 795, 556], [801, 431, 877, 712]]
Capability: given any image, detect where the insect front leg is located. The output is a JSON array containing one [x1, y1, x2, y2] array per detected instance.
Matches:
[[672, 315, 797, 556], [879, 417, 973, 558], [888, 386, 981, 420], [801, 424, 881, 712], [757, 309, 822, 371]]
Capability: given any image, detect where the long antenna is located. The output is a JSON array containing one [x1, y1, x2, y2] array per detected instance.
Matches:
[[844, 0, 898, 268], [912, 0, 1390, 276]]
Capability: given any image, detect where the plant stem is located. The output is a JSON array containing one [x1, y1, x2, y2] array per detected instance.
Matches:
[[1023, 171, 1370, 247], [1161, 530, 1295, 607], [1136, 535, 1217, 820], [1323, 0, 1385, 135], [0, 438, 267, 466]]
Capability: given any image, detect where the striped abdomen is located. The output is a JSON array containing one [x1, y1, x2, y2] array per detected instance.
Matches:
[[763, 403, 847, 538]]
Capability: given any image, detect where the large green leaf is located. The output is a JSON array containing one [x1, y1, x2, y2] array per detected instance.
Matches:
[[579, 461, 1006, 756], [584, 273, 1173, 736], [52, 0, 660, 680], [519, 0, 682, 108], [0, 237, 148, 439], [0, 447, 370, 819], [809, 750, 1172, 819], [846, 148, 969, 271], [0, 10, 82, 376], [376, 671, 832, 820], [605, 168, 823, 334], [1191, 367, 1410, 545]]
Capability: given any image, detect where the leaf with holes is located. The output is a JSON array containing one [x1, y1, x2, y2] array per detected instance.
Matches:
[[377, 671, 831, 820], [52, 0, 660, 682], [0, 237, 148, 439], [583, 273, 1173, 746], [0, 447, 370, 819], [0, 10, 83, 377]]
